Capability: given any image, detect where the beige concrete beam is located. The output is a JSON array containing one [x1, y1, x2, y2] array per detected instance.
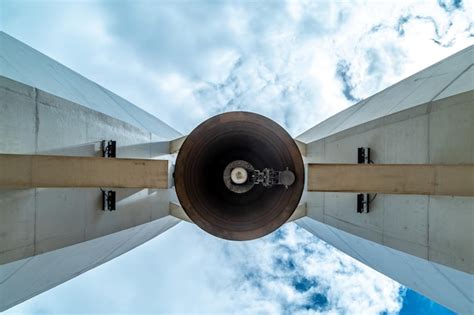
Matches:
[[0, 154, 169, 189], [308, 164, 474, 196], [169, 202, 193, 223]]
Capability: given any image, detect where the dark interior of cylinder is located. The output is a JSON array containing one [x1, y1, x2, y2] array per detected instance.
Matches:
[[175, 112, 304, 240]]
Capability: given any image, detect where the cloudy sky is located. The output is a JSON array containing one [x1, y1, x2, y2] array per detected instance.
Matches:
[[1, 0, 472, 314]]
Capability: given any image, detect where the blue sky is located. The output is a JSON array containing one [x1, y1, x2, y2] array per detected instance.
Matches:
[[1, 0, 472, 313]]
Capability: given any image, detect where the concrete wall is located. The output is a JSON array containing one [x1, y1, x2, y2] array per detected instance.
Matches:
[[0, 32, 181, 140], [0, 76, 182, 310], [301, 91, 473, 274], [0, 216, 179, 311], [296, 46, 473, 313], [0, 75, 181, 265]]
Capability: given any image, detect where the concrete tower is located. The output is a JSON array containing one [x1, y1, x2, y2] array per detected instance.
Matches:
[[0, 32, 184, 310], [295, 45, 473, 314], [0, 32, 472, 313]]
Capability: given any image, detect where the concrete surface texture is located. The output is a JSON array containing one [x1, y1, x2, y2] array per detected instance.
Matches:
[[297, 45, 473, 314], [0, 34, 184, 310], [0, 217, 179, 311], [0, 32, 181, 140], [0, 74, 182, 310]]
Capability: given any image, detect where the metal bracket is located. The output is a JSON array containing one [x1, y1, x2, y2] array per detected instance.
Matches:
[[102, 140, 116, 158], [357, 147, 374, 213], [357, 147, 371, 164], [357, 193, 370, 213], [102, 190, 116, 211], [251, 168, 295, 188]]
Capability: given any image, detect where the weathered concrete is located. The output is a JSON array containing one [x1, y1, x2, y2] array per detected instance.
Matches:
[[297, 45, 474, 313], [0, 216, 179, 311], [299, 90, 474, 275], [0, 76, 182, 266], [0, 32, 181, 140], [0, 70, 184, 311], [0, 33, 185, 311]]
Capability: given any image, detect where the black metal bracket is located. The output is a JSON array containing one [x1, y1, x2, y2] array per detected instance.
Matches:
[[100, 140, 116, 211], [357, 147, 376, 213], [102, 140, 116, 158], [102, 190, 116, 211], [357, 194, 370, 213], [357, 147, 371, 164]]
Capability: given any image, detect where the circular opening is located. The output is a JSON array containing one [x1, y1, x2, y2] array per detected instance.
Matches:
[[174, 112, 304, 240]]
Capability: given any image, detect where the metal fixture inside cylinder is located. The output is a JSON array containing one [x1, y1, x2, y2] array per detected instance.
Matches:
[[223, 160, 296, 194]]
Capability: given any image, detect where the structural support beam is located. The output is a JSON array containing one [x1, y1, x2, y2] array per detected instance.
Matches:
[[286, 203, 307, 223], [169, 136, 187, 154], [308, 164, 474, 196], [294, 139, 307, 157], [169, 202, 193, 223], [0, 154, 169, 189]]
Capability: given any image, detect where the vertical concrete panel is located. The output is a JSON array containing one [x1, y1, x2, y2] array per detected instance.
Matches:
[[0, 77, 37, 264], [429, 97, 474, 164], [428, 196, 474, 274], [0, 217, 179, 311], [322, 192, 383, 236], [382, 195, 428, 247], [383, 114, 429, 163], [324, 127, 384, 163], [85, 111, 153, 158], [306, 139, 325, 162], [306, 192, 324, 222], [36, 95, 88, 152], [151, 189, 176, 220], [35, 189, 87, 254], [114, 189, 153, 230], [0, 190, 35, 264], [0, 79, 36, 154]]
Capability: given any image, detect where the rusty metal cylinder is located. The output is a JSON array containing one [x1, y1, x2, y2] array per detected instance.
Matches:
[[174, 112, 304, 240]]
